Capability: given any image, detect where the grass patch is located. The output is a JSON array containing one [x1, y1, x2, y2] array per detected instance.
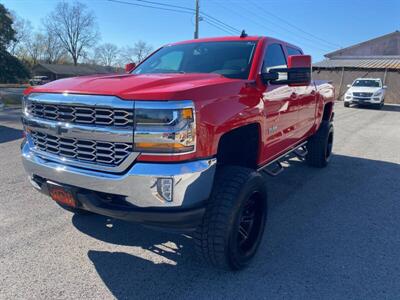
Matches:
[[0, 95, 22, 107]]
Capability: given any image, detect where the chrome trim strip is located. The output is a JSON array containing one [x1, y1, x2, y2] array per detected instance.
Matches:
[[135, 100, 194, 110], [22, 116, 133, 143], [27, 93, 133, 109]]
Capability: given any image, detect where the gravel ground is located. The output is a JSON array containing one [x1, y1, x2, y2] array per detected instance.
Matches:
[[1, 103, 400, 299]]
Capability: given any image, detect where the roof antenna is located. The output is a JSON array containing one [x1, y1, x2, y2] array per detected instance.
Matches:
[[240, 30, 248, 38]]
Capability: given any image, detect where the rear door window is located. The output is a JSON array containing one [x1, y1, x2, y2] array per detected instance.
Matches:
[[286, 46, 303, 56]]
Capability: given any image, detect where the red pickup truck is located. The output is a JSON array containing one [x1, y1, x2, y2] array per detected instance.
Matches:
[[21, 36, 334, 270]]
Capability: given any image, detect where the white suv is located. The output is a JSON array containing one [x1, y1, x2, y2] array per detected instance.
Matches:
[[344, 78, 386, 109]]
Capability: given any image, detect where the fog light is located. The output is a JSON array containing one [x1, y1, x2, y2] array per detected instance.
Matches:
[[157, 178, 173, 202]]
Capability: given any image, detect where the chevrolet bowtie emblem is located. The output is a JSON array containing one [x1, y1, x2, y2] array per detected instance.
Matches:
[[54, 124, 68, 135]]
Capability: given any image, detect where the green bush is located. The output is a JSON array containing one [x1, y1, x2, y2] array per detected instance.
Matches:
[[0, 50, 30, 83]]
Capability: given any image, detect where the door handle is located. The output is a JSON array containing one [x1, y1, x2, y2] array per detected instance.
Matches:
[[310, 90, 316, 96], [290, 92, 297, 99]]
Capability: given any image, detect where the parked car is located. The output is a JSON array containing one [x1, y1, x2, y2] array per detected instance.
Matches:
[[29, 76, 51, 86], [344, 78, 386, 108], [21, 36, 335, 270]]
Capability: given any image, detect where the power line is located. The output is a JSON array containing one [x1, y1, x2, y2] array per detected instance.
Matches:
[[201, 12, 241, 34], [106, 0, 194, 15], [248, 0, 341, 49], [130, 0, 194, 12], [107, 0, 241, 36], [217, 2, 332, 53], [235, 2, 333, 51], [203, 19, 237, 35]]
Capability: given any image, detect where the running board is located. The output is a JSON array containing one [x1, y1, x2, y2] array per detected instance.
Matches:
[[262, 161, 284, 177], [294, 145, 308, 160], [258, 141, 308, 176]]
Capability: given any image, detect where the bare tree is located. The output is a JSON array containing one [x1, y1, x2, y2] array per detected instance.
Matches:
[[26, 33, 46, 65], [95, 43, 120, 66], [133, 40, 153, 63], [42, 29, 66, 64], [44, 1, 99, 65], [119, 40, 153, 64], [7, 13, 33, 58]]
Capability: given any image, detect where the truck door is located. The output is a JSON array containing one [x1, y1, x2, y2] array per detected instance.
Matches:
[[286, 46, 317, 139], [261, 43, 300, 159]]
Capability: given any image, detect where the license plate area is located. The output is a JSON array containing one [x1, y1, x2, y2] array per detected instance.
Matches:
[[47, 182, 76, 207]]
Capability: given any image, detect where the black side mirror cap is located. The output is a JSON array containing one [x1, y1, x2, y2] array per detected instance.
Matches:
[[261, 72, 279, 84]]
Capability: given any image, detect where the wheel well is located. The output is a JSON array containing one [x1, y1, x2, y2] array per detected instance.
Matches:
[[322, 102, 333, 121], [216, 123, 260, 169]]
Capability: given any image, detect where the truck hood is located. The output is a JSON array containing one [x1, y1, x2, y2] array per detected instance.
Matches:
[[26, 73, 238, 100]]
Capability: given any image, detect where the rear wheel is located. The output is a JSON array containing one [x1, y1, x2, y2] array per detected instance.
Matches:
[[194, 166, 267, 270], [306, 121, 334, 168]]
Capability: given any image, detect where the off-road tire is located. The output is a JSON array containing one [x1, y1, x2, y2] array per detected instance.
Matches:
[[194, 166, 267, 270], [344, 102, 350, 107], [306, 121, 334, 168]]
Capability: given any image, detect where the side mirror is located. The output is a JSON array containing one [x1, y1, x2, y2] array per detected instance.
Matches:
[[261, 55, 311, 86], [286, 55, 311, 86], [125, 62, 136, 73], [383, 85, 387, 89], [347, 84, 352, 88]]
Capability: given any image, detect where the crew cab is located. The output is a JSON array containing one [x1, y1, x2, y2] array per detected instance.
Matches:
[[21, 36, 334, 271], [344, 78, 386, 108]]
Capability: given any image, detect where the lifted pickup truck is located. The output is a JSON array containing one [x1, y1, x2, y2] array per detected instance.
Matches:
[[21, 36, 334, 270]]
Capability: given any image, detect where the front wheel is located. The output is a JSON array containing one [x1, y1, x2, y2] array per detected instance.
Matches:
[[344, 102, 350, 107], [376, 99, 384, 109], [194, 166, 267, 270]]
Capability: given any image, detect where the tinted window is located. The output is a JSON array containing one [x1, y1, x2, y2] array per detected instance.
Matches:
[[156, 51, 183, 71], [287, 46, 302, 56], [133, 41, 257, 79], [353, 80, 381, 87], [262, 43, 287, 72]]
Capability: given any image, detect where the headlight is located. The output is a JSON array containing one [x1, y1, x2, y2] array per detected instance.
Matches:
[[22, 96, 30, 116], [134, 101, 196, 154], [374, 91, 382, 96]]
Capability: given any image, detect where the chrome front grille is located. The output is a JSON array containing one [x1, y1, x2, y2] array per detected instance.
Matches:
[[24, 93, 137, 172], [353, 92, 373, 98], [27, 102, 133, 127], [30, 130, 133, 166]]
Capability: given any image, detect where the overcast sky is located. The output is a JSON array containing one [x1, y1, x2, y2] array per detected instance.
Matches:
[[3, 0, 399, 61]]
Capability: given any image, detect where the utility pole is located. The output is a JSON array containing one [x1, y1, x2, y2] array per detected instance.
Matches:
[[194, 0, 199, 39]]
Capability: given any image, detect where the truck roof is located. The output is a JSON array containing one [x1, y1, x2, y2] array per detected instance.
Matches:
[[169, 36, 301, 52]]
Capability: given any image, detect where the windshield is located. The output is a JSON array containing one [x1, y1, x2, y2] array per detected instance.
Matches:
[[353, 79, 381, 87], [133, 41, 257, 79]]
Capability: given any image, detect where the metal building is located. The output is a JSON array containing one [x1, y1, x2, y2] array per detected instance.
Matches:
[[313, 31, 400, 103]]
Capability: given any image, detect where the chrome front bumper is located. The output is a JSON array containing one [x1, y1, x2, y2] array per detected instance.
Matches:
[[22, 140, 216, 209]]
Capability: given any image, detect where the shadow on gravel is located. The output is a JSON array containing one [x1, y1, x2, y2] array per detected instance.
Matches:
[[380, 104, 400, 112], [0, 125, 23, 143], [73, 154, 400, 299], [351, 104, 400, 112]]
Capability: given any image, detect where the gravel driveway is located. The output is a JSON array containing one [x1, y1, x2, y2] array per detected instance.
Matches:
[[1, 104, 400, 299]]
